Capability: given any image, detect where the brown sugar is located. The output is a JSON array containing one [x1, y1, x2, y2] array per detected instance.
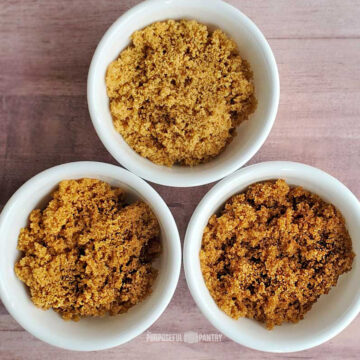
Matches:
[[200, 179, 354, 329], [15, 178, 161, 321], [106, 19, 257, 166]]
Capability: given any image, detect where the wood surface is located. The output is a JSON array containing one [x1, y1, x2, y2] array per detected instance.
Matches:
[[1, 0, 360, 359]]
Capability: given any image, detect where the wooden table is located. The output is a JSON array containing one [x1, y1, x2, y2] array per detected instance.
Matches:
[[1, 1, 359, 359]]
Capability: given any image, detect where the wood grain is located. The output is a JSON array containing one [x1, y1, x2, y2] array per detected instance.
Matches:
[[0, 1, 360, 359]]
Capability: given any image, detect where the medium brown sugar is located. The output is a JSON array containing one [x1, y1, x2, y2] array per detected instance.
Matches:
[[200, 179, 354, 329], [106, 19, 257, 166], [15, 178, 161, 321]]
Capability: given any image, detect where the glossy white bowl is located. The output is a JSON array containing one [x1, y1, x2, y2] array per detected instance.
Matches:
[[184, 161, 360, 352], [87, 0, 279, 187], [0, 162, 181, 351]]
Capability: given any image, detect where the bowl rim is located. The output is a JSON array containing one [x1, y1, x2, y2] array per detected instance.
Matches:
[[87, 0, 280, 187], [0, 161, 181, 351], [183, 161, 360, 353]]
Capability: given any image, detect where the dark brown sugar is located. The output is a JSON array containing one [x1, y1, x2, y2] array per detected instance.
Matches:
[[200, 179, 354, 329]]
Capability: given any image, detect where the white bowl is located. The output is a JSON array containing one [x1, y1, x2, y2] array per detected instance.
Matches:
[[184, 161, 360, 353], [0, 162, 181, 351], [87, 0, 279, 187]]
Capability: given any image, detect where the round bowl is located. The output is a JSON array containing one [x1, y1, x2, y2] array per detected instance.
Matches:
[[184, 161, 360, 352], [87, 0, 279, 187], [0, 161, 181, 351]]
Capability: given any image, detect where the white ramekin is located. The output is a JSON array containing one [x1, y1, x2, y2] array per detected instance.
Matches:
[[0, 162, 181, 351], [87, 0, 279, 187], [184, 161, 360, 353]]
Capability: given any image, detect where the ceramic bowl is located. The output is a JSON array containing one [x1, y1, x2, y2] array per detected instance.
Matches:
[[87, 0, 279, 187], [0, 161, 181, 351], [184, 161, 360, 352]]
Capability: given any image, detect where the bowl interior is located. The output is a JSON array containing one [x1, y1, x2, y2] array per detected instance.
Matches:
[[0, 163, 180, 351], [184, 162, 360, 352], [88, 0, 279, 186]]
